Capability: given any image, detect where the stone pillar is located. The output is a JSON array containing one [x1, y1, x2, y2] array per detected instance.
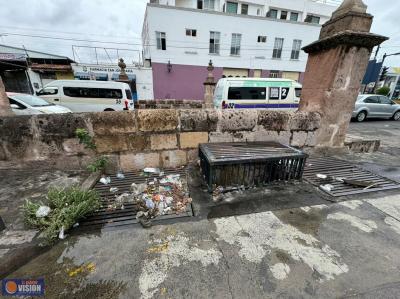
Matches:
[[299, 0, 387, 147], [0, 76, 12, 117], [204, 60, 216, 108]]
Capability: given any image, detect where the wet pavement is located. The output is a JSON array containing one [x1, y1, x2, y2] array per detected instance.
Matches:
[[5, 192, 400, 299]]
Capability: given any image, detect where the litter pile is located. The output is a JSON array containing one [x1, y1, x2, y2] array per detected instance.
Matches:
[[315, 173, 380, 192], [98, 168, 192, 228]]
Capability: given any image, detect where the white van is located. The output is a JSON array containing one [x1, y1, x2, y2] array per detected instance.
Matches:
[[36, 80, 134, 112], [213, 78, 302, 110]]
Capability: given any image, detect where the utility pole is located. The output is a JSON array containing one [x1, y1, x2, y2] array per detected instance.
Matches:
[[373, 51, 400, 92], [373, 45, 380, 60]]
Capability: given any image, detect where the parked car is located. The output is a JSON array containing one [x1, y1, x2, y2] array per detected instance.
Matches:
[[352, 94, 400, 122], [36, 80, 134, 112], [7, 92, 72, 115]]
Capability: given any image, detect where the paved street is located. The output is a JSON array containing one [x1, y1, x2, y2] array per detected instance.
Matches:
[[348, 119, 400, 150], [5, 193, 400, 299]]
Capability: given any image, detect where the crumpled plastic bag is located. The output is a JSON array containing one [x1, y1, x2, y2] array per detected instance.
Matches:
[[100, 177, 111, 185], [143, 168, 160, 174], [116, 171, 125, 179], [131, 183, 147, 195], [320, 184, 334, 192], [59, 226, 66, 239], [145, 199, 155, 209], [35, 206, 51, 218]]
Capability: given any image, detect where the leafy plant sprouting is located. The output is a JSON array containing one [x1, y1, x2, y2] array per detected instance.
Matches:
[[23, 187, 101, 243], [75, 128, 96, 150], [87, 156, 109, 173]]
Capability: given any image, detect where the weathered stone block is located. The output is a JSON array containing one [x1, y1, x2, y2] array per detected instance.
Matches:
[[35, 113, 88, 137], [180, 110, 209, 131], [253, 130, 291, 145], [258, 111, 290, 131], [161, 150, 187, 168], [291, 131, 308, 147], [128, 135, 149, 152], [186, 149, 198, 163], [138, 109, 178, 132], [94, 135, 130, 153], [209, 132, 234, 143], [62, 138, 91, 155], [89, 111, 136, 135], [206, 109, 219, 132], [150, 134, 178, 150], [179, 132, 208, 149], [102, 154, 119, 174], [289, 112, 321, 131], [220, 110, 257, 132], [305, 132, 317, 147], [119, 152, 160, 171], [232, 131, 257, 142]]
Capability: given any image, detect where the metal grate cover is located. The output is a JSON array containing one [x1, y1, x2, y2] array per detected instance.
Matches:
[[199, 142, 307, 192], [304, 157, 400, 197], [79, 168, 193, 230]]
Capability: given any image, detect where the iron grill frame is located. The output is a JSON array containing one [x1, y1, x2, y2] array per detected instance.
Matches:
[[199, 142, 308, 192]]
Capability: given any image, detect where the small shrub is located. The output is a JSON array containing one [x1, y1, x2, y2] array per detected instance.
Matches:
[[376, 86, 391, 96], [87, 156, 109, 173], [75, 128, 96, 150], [23, 187, 101, 243]]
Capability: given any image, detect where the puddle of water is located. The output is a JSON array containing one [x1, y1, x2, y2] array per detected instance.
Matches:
[[274, 208, 325, 236]]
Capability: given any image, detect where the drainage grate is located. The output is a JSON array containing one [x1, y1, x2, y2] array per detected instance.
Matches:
[[79, 168, 193, 230], [304, 157, 400, 197], [199, 142, 308, 192]]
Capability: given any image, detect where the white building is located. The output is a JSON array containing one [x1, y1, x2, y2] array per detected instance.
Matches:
[[142, 0, 340, 100], [71, 63, 154, 100]]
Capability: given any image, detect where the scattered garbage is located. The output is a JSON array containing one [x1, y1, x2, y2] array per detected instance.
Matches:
[[96, 168, 192, 228], [116, 171, 125, 179], [343, 179, 379, 188], [316, 174, 327, 179], [136, 211, 152, 228], [320, 184, 334, 192], [99, 176, 111, 185], [68, 262, 96, 277], [58, 226, 66, 240], [73, 223, 79, 228], [35, 206, 51, 218], [143, 168, 160, 174]]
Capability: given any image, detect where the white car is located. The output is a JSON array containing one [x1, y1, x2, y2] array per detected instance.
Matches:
[[7, 92, 72, 115]]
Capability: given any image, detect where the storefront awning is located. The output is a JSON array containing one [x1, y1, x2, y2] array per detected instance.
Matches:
[[111, 73, 136, 81], [74, 72, 108, 81], [30, 64, 72, 72]]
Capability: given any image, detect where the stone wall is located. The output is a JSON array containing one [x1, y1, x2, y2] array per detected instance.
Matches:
[[0, 109, 320, 171]]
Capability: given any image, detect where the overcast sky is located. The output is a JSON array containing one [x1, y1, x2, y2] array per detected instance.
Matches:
[[0, 0, 399, 66]]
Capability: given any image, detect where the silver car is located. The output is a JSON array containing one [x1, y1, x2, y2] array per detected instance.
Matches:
[[352, 94, 400, 122], [7, 92, 72, 115]]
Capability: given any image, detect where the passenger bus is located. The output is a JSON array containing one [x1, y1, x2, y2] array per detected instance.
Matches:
[[36, 80, 134, 112], [213, 78, 302, 110]]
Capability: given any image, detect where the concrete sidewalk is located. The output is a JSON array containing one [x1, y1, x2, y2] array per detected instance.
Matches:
[[5, 193, 400, 299]]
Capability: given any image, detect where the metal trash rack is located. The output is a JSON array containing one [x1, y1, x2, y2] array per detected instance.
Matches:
[[199, 142, 308, 192]]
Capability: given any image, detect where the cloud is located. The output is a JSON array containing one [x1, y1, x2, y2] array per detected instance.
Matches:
[[0, 0, 147, 63]]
